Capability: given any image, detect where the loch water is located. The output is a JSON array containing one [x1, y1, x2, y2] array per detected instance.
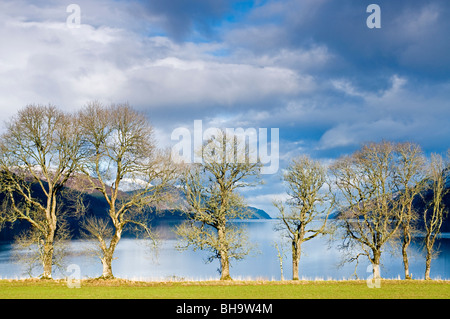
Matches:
[[0, 219, 449, 281]]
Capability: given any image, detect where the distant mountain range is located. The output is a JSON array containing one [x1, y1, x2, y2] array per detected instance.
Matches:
[[0, 177, 271, 241], [3, 171, 449, 241]]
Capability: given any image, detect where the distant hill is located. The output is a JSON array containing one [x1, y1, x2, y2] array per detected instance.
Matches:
[[0, 178, 271, 241], [411, 175, 450, 233], [246, 206, 272, 219]]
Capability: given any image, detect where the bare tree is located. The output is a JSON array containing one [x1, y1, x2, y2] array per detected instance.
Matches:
[[273, 155, 334, 280], [394, 142, 426, 279], [331, 141, 404, 280], [78, 102, 178, 279], [0, 105, 83, 278], [175, 130, 262, 280], [423, 153, 448, 280], [273, 240, 287, 281]]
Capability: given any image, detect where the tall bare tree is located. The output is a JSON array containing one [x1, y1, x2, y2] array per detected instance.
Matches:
[[0, 105, 83, 278], [423, 153, 448, 280], [273, 155, 334, 280], [78, 102, 178, 279], [176, 130, 261, 280], [331, 141, 404, 280], [394, 142, 426, 279]]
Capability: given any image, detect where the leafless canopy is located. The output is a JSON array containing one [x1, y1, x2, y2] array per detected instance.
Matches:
[[77, 101, 179, 279], [274, 155, 334, 280], [0, 104, 84, 278], [330, 141, 417, 279], [176, 130, 262, 280], [423, 153, 449, 279]]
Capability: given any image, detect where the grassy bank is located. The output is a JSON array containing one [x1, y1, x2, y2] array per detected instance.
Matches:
[[0, 278, 449, 299]]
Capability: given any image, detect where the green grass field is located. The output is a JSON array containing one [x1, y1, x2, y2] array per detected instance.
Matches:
[[0, 279, 449, 299]]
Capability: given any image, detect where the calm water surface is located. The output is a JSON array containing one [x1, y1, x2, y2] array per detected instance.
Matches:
[[0, 220, 449, 280]]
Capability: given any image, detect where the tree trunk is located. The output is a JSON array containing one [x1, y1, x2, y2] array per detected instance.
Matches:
[[100, 230, 121, 279], [218, 225, 231, 280], [220, 253, 231, 280], [425, 239, 432, 280], [425, 253, 432, 280], [292, 236, 301, 280], [372, 250, 382, 280], [402, 228, 412, 279], [41, 223, 56, 279], [424, 233, 433, 280], [275, 243, 284, 281], [292, 254, 299, 280], [101, 253, 114, 279], [372, 263, 381, 280], [41, 196, 58, 279], [217, 222, 231, 280], [42, 239, 54, 279]]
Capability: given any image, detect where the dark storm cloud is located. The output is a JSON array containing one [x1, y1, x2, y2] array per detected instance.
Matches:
[[228, 0, 450, 83]]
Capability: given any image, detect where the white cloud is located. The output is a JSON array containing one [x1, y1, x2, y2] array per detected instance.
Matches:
[[125, 57, 305, 108], [0, 2, 311, 121], [331, 79, 365, 98], [394, 4, 440, 39]]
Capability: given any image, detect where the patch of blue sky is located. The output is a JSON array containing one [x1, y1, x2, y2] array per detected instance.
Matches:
[[224, 0, 259, 23], [184, 1, 260, 44]]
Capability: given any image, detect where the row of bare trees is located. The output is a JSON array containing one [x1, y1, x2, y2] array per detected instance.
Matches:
[[173, 133, 448, 281], [275, 142, 449, 281], [0, 103, 448, 281]]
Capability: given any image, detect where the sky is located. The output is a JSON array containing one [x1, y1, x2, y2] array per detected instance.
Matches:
[[1, 0, 449, 216]]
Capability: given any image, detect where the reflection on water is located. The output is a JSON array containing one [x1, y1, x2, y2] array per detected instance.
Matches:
[[0, 220, 449, 280]]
